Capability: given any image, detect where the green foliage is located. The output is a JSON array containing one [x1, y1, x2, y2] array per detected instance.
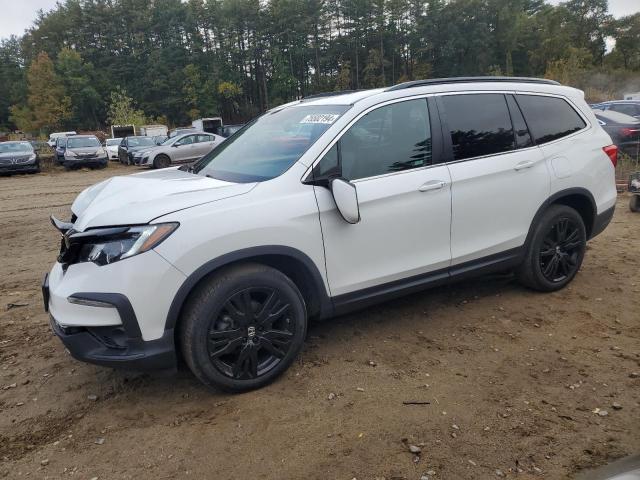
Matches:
[[10, 52, 71, 134], [0, 0, 638, 131], [106, 87, 147, 126], [56, 48, 102, 129]]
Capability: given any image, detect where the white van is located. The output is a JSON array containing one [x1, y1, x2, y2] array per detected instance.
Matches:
[[47, 131, 77, 147]]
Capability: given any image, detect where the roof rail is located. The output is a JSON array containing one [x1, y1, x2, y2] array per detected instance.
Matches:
[[301, 90, 357, 101], [385, 76, 560, 92]]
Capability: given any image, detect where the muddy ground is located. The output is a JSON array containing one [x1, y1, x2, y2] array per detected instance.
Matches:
[[0, 164, 638, 480]]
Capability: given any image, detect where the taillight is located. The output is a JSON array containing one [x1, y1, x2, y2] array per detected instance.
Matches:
[[621, 127, 635, 137], [603, 145, 618, 168]]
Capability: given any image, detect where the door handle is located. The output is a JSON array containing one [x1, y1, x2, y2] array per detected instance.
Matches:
[[514, 160, 535, 171], [418, 180, 447, 192]]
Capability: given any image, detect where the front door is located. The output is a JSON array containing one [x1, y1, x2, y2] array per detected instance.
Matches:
[[311, 98, 452, 298], [174, 134, 199, 163]]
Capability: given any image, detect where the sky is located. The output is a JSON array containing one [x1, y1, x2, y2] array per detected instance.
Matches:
[[1, 0, 639, 40]]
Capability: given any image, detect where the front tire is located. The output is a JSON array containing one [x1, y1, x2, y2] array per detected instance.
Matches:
[[179, 263, 307, 392], [518, 205, 586, 292], [153, 154, 171, 169]]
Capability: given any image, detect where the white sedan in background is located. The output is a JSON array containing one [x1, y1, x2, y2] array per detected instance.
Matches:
[[104, 138, 122, 160], [137, 132, 225, 168]]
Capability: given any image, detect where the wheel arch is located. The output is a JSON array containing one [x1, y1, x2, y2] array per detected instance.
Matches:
[[164, 246, 333, 333], [526, 188, 597, 246]]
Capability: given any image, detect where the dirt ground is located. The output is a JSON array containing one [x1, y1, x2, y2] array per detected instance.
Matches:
[[0, 164, 638, 480]]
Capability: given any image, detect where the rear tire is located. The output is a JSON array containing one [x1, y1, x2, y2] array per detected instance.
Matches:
[[179, 263, 307, 392], [518, 205, 586, 292], [630, 195, 640, 213]]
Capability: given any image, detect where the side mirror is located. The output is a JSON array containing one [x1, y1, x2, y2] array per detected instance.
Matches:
[[330, 178, 360, 224]]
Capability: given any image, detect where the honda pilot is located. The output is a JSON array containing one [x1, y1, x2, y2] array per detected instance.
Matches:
[[43, 77, 617, 392]]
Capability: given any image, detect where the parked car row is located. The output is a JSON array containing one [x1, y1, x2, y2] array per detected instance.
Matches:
[[122, 132, 226, 168], [1, 120, 245, 175]]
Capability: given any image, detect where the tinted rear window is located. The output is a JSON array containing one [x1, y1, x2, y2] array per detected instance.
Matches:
[[516, 95, 586, 144], [442, 93, 515, 161]]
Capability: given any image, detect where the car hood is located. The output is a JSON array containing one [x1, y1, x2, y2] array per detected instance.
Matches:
[[71, 167, 257, 231], [67, 147, 102, 155], [127, 145, 155, 152], [0, 152, 33, 159]]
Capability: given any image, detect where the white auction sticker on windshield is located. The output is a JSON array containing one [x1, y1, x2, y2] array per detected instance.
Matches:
[[300, 113, 340, 124]]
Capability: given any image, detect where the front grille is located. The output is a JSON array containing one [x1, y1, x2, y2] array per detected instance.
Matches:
[[0, 156, 31, 165], [77, 153, 98, 159]]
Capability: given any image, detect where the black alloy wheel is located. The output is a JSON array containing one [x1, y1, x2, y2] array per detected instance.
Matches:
[[208, 287, 295, 380], [538, 217, 583, 283], [180, 263, 307, 392], [517, 204, 586, 292]]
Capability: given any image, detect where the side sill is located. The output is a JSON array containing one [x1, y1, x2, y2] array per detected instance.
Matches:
[[332, 247, 523, 316]]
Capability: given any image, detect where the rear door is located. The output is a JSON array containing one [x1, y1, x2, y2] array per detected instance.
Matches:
[[195, 134, 217, 158], [440, 92, 549, 266]]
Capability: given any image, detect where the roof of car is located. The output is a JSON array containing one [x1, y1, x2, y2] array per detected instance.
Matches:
[[596, 100, 640, 104], [288, 77, 572, 110]]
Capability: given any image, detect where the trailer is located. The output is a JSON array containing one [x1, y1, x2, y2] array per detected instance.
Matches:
[[192, 117, 223, 135], [111, 125, 136, 138], [138, 124, 168, 137]]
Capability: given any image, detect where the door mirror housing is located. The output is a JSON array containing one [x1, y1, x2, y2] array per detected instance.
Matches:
[[330, 178, 360, 224]]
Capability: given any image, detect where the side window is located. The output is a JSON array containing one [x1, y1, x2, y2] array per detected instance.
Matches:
[[515, 95, 586, 145], [197, 134, 212, 143], [177, 135, 195, 146], [340, 99, 432, 180], [441, 93, 515, 161], [506, 95, 533, 149]]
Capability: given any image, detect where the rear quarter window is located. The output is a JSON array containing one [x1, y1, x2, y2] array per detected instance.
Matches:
[[516, 95, 586, 145]]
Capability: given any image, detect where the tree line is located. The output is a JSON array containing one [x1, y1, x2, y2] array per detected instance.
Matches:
[[0, 0, 639, 135]]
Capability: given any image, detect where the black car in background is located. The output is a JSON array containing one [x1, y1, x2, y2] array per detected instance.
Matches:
[[117, 135, 157, 164], [220, 124, 244, 138], [0, 141, 40, 174], [55, 136, 69, 163], [592, 109, 640, 157], [591, 100, 640, 119]]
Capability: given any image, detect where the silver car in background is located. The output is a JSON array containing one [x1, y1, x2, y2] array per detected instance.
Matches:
[[138, 132, 224, 168]]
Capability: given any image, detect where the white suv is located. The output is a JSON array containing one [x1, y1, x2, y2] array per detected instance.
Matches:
[[43, 77, 617, 391]]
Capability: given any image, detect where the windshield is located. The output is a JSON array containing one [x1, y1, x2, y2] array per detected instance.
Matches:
[[106, 138, 122, 146], [193, 105, 350, 182], [127, 137, 155, 147], [0, 142, 33, 154], [67, 137, 100, 148], [169, 129, 195, 138], [161, 135, 179, 145]]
